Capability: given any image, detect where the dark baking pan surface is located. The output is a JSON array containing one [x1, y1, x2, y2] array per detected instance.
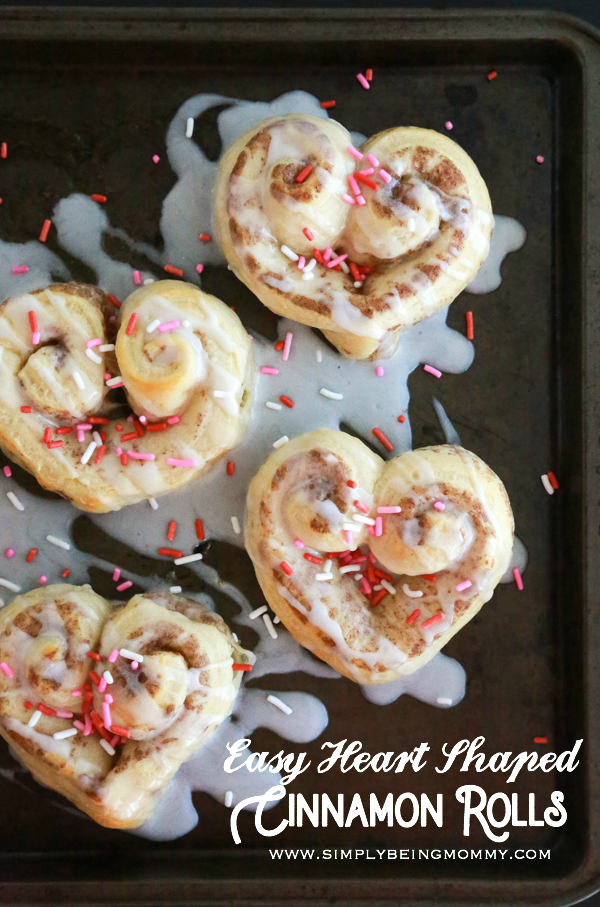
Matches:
[[0, 7, 598, 906]]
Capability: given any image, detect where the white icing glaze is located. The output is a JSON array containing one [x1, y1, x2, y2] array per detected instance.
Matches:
[[466, 215, 527, 294]]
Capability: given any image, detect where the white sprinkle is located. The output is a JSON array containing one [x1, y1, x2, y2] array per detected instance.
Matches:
[[403, 584, 423, 598], [231, 516, 241, 534], [119, 648, 144, 662], [263, 613, 278, 639], [174, 553, 203, 565], [281, 245, 299, 261], [143, 278, 155, 285], [273, 436, 289, 449], [98, 343, 115, 352], [106, 376, 123, 388], [273, 616, 281, 624], [340, 260, 350, 274], [541, 474, 554, 495], [28, 709, 42, 728], [6, 492, 24, 511], [186, 116, 194, 137], [0, 578, 20, 592], [46, 535, 70, 551], [182, 320, 190, 328], [85, 348, 102, 364], [339, 564, 360, 574], [224, 790, 233, 808], [169, 585, 182, 593], [450, 246, 460, 257], [72, 371, 85, 390], [353, 281, 363, 288], [408, 218, 416, 232], [316, 350, 322, 362], [213, 390, 233, 399], [99, 738, 116, 756], [92, 431, 102, 446], [437, 697, 453, 706], [148, 497, 159, 510], [302, 272, 315, 281], [249, 605, 268, 620], [103, 670, 113, 684], [146, 319, 161, 334], [315, 573, 334, 581], [323, 559, 332, 573], [380, 579, 397, 595], [267, 694, 292, 715], [352, 514, 376, 526], [265, 401, 282, 411], [320, 388, 343, 400], [342, 522, 361, 532], [232, 632, 239, 642], [80, 441, 97, 465], [373, 584, 383, 591], [53, 727, 78, 740], [304, 258, 317, 273], [354, 573, 363, 581], [304, 546, 321, 557]]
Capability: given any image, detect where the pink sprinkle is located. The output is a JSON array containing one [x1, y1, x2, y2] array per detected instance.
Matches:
[[108, 649, 119, 663], [76, 423, 92, 431], [433, 501, 446, 511], [110, 734, 120, 747], [513, 567, 524, 590], [347, 145, 363, 161], [11, 265, 29, 275], [294, 539, 305, 548], [73, 720, 85, 731], [131, 661, 139, 671], [0, 662, 13, 678], [536, 155, 545, 164], [98, 678, 107, 693], [348, 174, 361, 196], [139, 416, 147, 424], [323, 248, 333, 263], [445, 121, 453, 130], [282, 332, 293, 362], [456, 580, 472, 593], [39, 576, 47, 585], [115, 447, 123, 456], [356, 195, 366, 206], [361, 578, 372, 595], [358, 168, 375, 176], [86, 338, 102, 349], [152, 154, 160, 164], [297, 256, 306, 271], [3, 466, 11, 477], [104, 693, 113, 704], [379, 170, 392, 184], [55, 709, 73, 718], [356, 73, 370, 90], [367, 525, 376, 536], [158, 320, 180, 333], [32, 331, 40, 345], [328, 253, 348, 269], [133, 270, 142, 285], [127, 451, 156, 461], [116, 580, 133, 592], [76, 430, 85, 443], [377, 506, 401, 514], [424, 364, 442, 378], [196, 264, 204, 274], [5, 549, 14, 558], [344, 530, 353, 546], [375, 366, 384, 377], [71, 689, 82, 697], [342, 193, 356, 205], [260, 366, 279, 375], [83, 713, 92, 735], [103, 372, 111, 380], [167, 457, 197, 467], [102, 701, 112, 729], [366, 154, 379, 167], [375, 516, 383, 537], [167, 415, 181, 425]]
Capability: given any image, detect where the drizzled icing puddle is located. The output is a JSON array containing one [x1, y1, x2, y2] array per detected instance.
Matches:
[[0, 90, 526, 839]]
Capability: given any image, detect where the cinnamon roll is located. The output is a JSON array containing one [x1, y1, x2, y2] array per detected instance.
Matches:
[[245, 429, 513, 684], [0, 584, 253, 828], [215, 114, 493, 359], [0, 279, 254, 511]]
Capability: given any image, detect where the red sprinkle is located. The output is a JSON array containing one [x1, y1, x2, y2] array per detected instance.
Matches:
[[87, 652, 102, 661], [422, 612, 445, 630], [232, 664, 253, 671], [274, 341, 285, 352], [90, 416, 110, 425], [397, 415, 406, 423], [146, 423, 169, 432], [355, 172, 379, 191], [320, 100, 336, 109], [366, 69, 373, 81], [280, 561, 293, 576], [107, 293, 121, 309], [110, 725, 131, 738], [422, 574, 437, 582], [125, 313, 138, 335], [314, 249, 325, 265], [38, 704, 57, 716], [371, 589, 388, 608], [354, 500, 369, 514], [466, 311, 474, 340], [120, 431, 138, 442], [120, 454, 128, 466], [547, 471, 559, 490], [24, 701, 33, 709], [199, 233, 211, 242], [372, 427, 394, 452], [167, 521, 177, 541], [133, 419, 145, 438], [349, 261, 362, 282], [56, 427, 73, 435], [158, 548, 183, 558], [295, 165, 313, 184], [196, 519, 205, 541], [47, 440, 64, 449], [304, 553, 323, 565], [0, 143, 6, 159], [89, 670, 101, 686], [26, 549, 38, 563], [280, 395, 295, 408], [20, 406, 32, 413], [227, 461, 235, 476], [534, 737, 548, 744], [61, 568, 71, 578], [39, 219, 52, 243], [91, 194, 107, 202], [28, 311, 38, 333], [303, 228, 315, 241], [407, 609, 421, 625], [94, 445, 107, 465], [487, 71, 498, 81], [164, 264, 184, 276], [43, 427, 52, 443]]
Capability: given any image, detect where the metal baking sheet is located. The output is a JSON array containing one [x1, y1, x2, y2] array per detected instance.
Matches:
[[0, 7, 598, 905]]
